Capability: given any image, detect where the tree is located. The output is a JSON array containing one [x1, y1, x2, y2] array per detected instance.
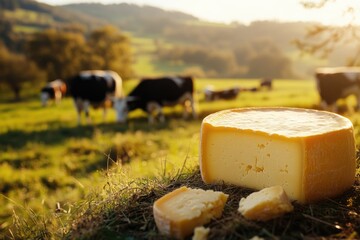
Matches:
[[88, 26, 133, 79], [26, 29, 88, 81], [26, 26, 134, 81], [0, 0, 19, 10], [294, 0, 360, 65], [248, 52, 293, 78], [0, 43, 45, 100]]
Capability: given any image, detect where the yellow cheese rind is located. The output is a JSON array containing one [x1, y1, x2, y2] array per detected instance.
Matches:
[[153, 186, 228, 239], [238, 186, 294, 221], [200, 107, 356, 203]]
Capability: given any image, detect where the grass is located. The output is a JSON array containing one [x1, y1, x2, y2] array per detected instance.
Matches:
[[64, 167, 360, 239], [1, 78, 359, 239], [3, 9, 54, 26], [13, 25, 42, 33]]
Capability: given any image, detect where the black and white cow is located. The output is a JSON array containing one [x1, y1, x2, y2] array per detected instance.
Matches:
[[68, 70, 124, 124], [115, 76, 197, 123], [40, 79, 67, 106], [315, 67, 360, 112]]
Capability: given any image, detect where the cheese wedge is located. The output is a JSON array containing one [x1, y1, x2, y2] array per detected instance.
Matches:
[[153, 186, 228, 239], [200, 107, 355, 203], [238, 186, 293, 221]]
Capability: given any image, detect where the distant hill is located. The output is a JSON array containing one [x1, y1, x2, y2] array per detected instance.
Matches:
[[0, 0, 106, 33], [0, 1, 353, 78], [62, 3, 311, 49], [0, 0, 108, 52], [62, 3, 198, 36]]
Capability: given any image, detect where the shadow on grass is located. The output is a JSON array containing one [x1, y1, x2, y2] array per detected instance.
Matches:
[[0, 111, 209, 151]]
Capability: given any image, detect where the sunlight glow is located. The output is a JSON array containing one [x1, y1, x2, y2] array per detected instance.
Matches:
[[38, 0, 360, 26]]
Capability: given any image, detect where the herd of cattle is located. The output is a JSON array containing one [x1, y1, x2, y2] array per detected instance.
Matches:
[[40, 67, 360, 124], [42, 70, 197, 124]]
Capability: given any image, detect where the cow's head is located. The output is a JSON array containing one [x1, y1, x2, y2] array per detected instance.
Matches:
[[113, 98, 128, 123], [113, 96, 139, 123], [40, 92, 49, 107]]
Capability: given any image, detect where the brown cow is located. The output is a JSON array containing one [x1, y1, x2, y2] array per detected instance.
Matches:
[[315, 67, 360, 112], [260, 78, 273, 90], [40, 79, 67, 107]]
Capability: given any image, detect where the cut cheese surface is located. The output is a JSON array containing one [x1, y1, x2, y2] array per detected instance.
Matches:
[[200, 107, 356, 203], [153, 186, 228, 239], [238, 186, 294, 221]]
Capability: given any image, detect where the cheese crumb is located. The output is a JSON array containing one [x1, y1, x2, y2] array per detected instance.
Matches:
[[192, 226, 210, 240], [249, 236, 265, 240], [238, 186, 293, 221]]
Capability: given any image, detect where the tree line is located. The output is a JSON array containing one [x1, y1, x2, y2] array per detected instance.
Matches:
[[0, 25, 133, 100], [157, 38, 294, 78]]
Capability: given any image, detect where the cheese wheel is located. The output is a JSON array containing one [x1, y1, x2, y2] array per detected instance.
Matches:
[[238, 186, 293, 221], [153, 186, 228, 239], [200, 107, 356, 203]]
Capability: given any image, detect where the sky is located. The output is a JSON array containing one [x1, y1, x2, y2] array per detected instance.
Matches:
[[38, 0, 359, 26]]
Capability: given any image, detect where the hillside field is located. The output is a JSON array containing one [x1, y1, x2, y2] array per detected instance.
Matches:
[[1, 78, 360, 238]]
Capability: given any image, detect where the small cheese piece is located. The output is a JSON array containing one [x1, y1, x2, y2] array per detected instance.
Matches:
[[153, 186, 228, 239], [249, 236, 265, 240], [192, 226, 210, 240], [238, 186, 294, 221], [200, 107, 355, 203]]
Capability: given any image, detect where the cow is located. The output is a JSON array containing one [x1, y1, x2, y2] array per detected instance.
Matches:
[[315, 67, 360, 112], [68, 70, 124, 124], [115, 76, 197, 124], [40, 79, 67, 106], [204, 86, 240, 101], [260, 78, 273, 90]]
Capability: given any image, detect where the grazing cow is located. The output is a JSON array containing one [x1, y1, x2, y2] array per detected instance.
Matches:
[[204, 86, 240, 101], [68, 70, 124, 124], [260, 78, 273, 90], [115, 76, 197, 124], [315, 67, 360, 112], [40, 79, 67, 106]]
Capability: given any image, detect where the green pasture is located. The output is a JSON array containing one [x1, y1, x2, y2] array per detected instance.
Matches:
[[1, 78, 359, 238], [3, 9, 54, 31], [132, 36, 191, 77]]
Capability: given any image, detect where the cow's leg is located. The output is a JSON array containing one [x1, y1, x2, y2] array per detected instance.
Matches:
[[329, 103, 338, 113], [83, 100, 92, 124], [319, 100, 327, 110], [54, 90, 62, 105], [147, 101, 164, 124], [73, 98, 83, 125], [103, 107, 107, 122], [189, 96, 197, 119], [102, 99, 112, 122], [183, 99, 191, 119], [180, 92, 197, 120], [319, 100, 338, 112]]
